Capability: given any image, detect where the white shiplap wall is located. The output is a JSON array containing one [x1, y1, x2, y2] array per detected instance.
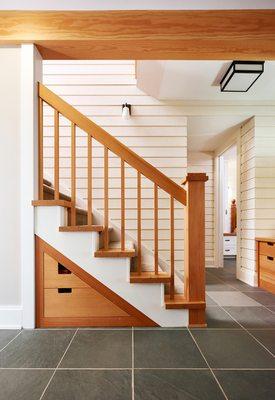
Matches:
[[239, 116, 275, 285], [42, 60, 187, 271], [187, 152, 215, 267]]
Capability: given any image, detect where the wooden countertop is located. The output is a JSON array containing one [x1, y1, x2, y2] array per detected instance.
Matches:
[[256, 237, 275, 243]]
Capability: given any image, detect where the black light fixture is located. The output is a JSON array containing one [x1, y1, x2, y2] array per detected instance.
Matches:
[[220, 61, 264, 93], [122, 103, 131, 119]]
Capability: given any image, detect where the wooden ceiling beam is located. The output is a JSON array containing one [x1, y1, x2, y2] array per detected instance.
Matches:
[[0, 10, 275, 59]]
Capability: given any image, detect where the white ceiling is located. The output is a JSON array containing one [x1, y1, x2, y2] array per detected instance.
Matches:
[[187, 116, 247, 152], [136, 60, 274, 152], [2, 0, 275, 10], [137, 60, 275, 101]]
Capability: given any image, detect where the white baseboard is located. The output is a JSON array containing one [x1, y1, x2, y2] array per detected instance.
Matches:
[[237, 267, 258, 287], [0, 306, 23, 329]]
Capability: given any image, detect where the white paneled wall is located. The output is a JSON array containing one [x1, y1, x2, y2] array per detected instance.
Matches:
[[43, 60, 187, 271], [188, 152, 215, 267], [240, 116, 275, 285]]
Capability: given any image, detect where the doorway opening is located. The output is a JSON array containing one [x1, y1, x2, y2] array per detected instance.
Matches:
[[219, 144, 238, 276]]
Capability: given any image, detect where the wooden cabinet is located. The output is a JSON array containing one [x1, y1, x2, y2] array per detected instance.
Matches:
[[256, 237, 275, 294]]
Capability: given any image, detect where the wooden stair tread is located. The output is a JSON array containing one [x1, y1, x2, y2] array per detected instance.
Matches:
[[95, 242, 135, 258], [59, 225, 104, 232], [165, 295, 206, 310], [32, 200, 72, 208], [130, 271, 171, 283], [43, 184, 72, 202]]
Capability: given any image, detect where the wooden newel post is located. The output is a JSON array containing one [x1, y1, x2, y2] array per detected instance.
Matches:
[[183, 173, 208, 327]]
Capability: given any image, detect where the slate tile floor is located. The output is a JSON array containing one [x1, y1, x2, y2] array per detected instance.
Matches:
[[0, 260, 275, 399]]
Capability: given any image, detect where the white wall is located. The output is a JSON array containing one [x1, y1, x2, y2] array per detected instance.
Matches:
[[0, 45, 42, 328], [43, 60, 187, 271], [239, 116, 275, 285], [187, 152, 215, 267], [0, 47, 21, 310]]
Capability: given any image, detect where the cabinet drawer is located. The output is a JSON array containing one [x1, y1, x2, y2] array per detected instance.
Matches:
[[44, 288, 128, 318], [259, 241, 275, 258], [44, 254, 89, 289], [259, 254, 275, 273], [223, 237, 236, 247], [224, 247, 236, 256]]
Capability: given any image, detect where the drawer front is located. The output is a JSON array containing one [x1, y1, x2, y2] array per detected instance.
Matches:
[[224, 247, 236, 256], [259, 254, 275, 273], [44, 288, 128, 318], [223, 237, 236, 246], [259, 254, 275, 294], [44, 254, 89, 289], [259, 241, 275, 258]]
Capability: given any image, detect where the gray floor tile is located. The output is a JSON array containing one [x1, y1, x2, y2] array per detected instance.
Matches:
[[267, 305, 275, 313], [248, 330, 275, 354], [43, 370, 131, 400], [0, 330, 74, 368], [134, 330, 206, 368], [0, 330, 20, 350], [135, 370, 224, 400], [206, 295, 218, 306], [0, 369, 52, 400], [214, 370, 275, 400], [205, 307, 240, 328], [206, 283, 236, 292], [245, 291, 275, 306], [207, 291, 261, 307], [192, 329, 275, 368], [224, 306, 275, 328], [60, 330, 132, 368]]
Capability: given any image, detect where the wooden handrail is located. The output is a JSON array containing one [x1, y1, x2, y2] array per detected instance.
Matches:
[[38, 83, 186, 205]]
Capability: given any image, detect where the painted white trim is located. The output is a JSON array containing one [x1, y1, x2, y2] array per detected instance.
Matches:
[[237, 267, 257, 287], [20, 44, 42, 329], [0, 306, 23, 329], [213, 155, 225, 269], [236, 129, 242, 283]]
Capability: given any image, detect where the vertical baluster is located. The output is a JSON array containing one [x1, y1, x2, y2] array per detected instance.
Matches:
[[71, 122, 76, 226], [154, 183, 159, 274], [54, 110, 59, 200], [38, 97, 44, 200], [137, 172, 142, 274], [104, 146, 109, 249], [121, 159, 125, 250], [170, 196, 175, 299], [87, 134, 92, 225]]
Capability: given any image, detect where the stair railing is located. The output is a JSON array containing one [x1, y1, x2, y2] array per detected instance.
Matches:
[[37, 83, 207, 323]]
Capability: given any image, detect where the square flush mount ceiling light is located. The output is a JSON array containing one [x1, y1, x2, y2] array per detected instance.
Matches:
[[220, 61, 265, 92]]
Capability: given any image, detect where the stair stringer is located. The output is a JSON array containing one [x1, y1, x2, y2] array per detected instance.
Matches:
[[34, 205, 188, 327]]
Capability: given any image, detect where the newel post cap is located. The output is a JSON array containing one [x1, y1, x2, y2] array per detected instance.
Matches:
[[181, 173, 208, 186]]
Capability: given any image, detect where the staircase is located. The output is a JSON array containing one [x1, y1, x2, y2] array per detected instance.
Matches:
[[33, 83, 208, 328]]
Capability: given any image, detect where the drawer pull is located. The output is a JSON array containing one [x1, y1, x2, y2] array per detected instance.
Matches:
[[58, 264, 71, 275], [225, 249, 230, 252], [267, 256, 274, 261], [267, 242, 274, 247], [225, 239, 230, 242], [58, 288, 72, 293]]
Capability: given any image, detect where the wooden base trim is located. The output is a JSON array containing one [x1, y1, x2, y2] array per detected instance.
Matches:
[[188, 309, 207, 328], [35, 236, 158, 327]]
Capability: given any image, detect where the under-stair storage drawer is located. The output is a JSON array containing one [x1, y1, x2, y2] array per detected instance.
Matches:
[[256, 238, 275, 294], [44, 288, 128, 318], [44, 254, 89, 288], [259, 241, 275, 258]]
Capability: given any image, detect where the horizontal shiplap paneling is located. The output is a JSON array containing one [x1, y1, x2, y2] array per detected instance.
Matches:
[[42, 60, 187, 271]]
